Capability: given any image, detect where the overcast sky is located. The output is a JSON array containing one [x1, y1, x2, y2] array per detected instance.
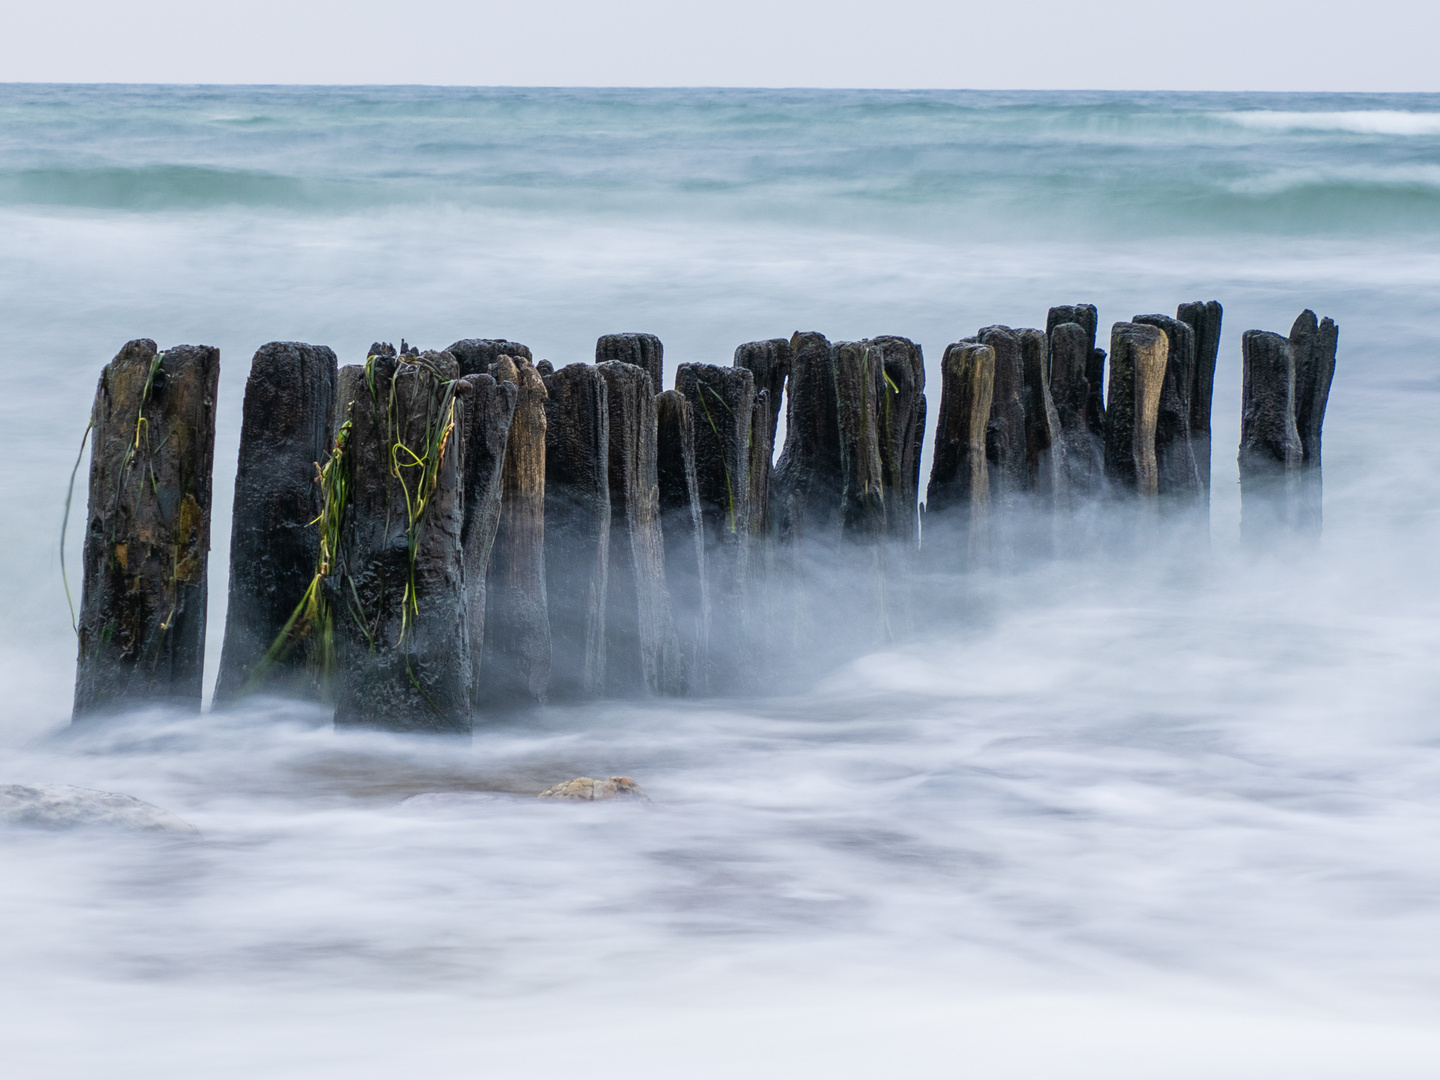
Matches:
[[4, 0, 1437, 91]]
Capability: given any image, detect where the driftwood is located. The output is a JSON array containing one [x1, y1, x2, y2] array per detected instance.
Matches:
[[74, 339, 219, 719], [656, 389, 710, 693], [215, 342, 337, 704], [598, 361, 681, 695], [1104, 323, 1169, 496], [481, 355, 551, 706], [596, 333, 664, 395], [333, 348, 469, 733]]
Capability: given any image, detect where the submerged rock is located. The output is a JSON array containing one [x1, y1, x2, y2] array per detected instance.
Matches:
[[537, 776, 647, 801], [0, 783, 198, 835]]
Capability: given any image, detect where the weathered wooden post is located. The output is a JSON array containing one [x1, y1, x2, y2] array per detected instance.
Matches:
[[332, 348, 470, 733], [772, 332, 842, 543], [832, 341, 887, 541], [1177, 301, 1222, 499], [868, 335, 926, 546], [1016, 327, 1064, 500], [925, 342, 995, 557], [214, 342, 337, 704], [1047, 304, 1106, 446], [674, 363, 754, 682], [1047, 322, 1104, 496], [1238, 311, 1337, 538], [596, 333, 664, 394], [539, 363, 610, 700], [1290, 309, 1338, 532], [1104, 323, 1169, 496], [733, 338, 791, 542], [73, 340, 219, 719], [976, 326, 1028, 501], [457, 373, 517, 704], [656, 389, 710, 693], [1133, 314, 1202, 501], [447, 339, 533, 378], [599, 361, 682, 695], [332, 363, 366, 439], [480, 354, 551, 706]]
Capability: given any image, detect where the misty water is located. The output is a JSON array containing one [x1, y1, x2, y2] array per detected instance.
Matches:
[[4, 87, 1440, 1077]]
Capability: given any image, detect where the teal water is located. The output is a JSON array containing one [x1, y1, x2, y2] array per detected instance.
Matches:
[[4, 87, 1440, 1078]]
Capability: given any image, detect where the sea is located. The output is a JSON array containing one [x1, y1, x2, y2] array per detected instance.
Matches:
[[3, 85, 1440, 1078]]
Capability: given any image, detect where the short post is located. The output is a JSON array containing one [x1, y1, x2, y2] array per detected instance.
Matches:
[[596, 333, 664, 395], [656, 389, 710, 693], [74, 339, 220, 719], [214, 342, 337, 705], [447, 339, 534, 378], [1104, 323, 1169, 496], [599, 361, 682, 695], [541, 362, 610, 700]]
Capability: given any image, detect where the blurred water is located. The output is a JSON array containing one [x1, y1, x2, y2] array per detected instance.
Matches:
[[3, 86, 1440, 1077]]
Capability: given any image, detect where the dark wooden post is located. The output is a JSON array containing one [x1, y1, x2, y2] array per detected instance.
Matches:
[[1104, 323, 1169, 496], [457, 373, 517, 705], [332, 349, 469, 733], [1133, 314, 1202, 501], [541, 362, 610, 700], [74, 340, 219, 719], [976, 326, 1028, 501], [599, 361, 682, 695], [1047, 322, 1104, 496], [868, 335, 926, 546], [656, 389, 710, 693], [1047, 304, 1106, 445], [447, 339, 534, 378], [215, 342, 336, 705], [772, 332, 842, 543], [674, 363, 754, 681], [1289, 310, 1338, 532], [1177, 301, 1222, 499], [597, 333, 664, 395], [1016, 327, 1064, 499], [480, 354, 551, 706], [925, 342, 995, 556]]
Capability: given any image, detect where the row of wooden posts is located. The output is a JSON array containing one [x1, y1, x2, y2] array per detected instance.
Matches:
[[70, 303, 1338, 731]]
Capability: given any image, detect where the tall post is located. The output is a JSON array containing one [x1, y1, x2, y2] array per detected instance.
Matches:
[[976, 326, 1028, 501], [1047, 322, 1104, 496], [333, 349, 470, 733], [1177, 301, 1222, 500], [772, 332, 842, 543], [1289, 309, 1338, 533], [480, 354, 551, 706], [74, 339, 219, 719], [541, 363, 610, 700], [596, 333, 664, 395], [1016, 327, 1065, 501], [1133, 314, 1202, 502], [868, 335, 926, 547], [674, 363, 754, 683], [656, 389, 710, 693], [1104, 323, 1169, 496], [215, 342, 337, 704], [457, 373, 517, 705], [925, 342, 995, 558], [1047, 304, 1105, 444], [598, 361, 682, 695]]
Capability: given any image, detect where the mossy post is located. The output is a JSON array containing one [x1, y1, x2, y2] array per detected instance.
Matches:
[[214, 342, 337, 705], [447, 339, 533, 378], [869, 335, 926, 547], [656, 389, 710, 693], [73, 340, 219, 719], [333, 348, 469, 733], [925, 342, 995, 558], [1289, 310, 1338, 533], [1177, 301, 1223, 500], [1104, 323, 1169, 497], [596, 333, 664, 394], [332, 363, 366, 442], [457, 373, 517, 704], [598, 361, 682, 696], [541, 363, 610, 700], [675, 363, 754, 682], [481, 355, 551, 706], [1047, 323, 1104, 496], [1134, 315, 1202, 503]]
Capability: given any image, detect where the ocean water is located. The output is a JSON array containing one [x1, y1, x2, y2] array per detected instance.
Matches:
[[4, 86, 1440, 1078]]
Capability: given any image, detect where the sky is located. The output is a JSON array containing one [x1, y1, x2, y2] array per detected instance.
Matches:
[[3, 0, 1438, 90]]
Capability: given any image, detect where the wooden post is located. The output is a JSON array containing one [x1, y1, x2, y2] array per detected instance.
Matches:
[[656, 389, 710, 693], [772, 332, 842, 543], [925, 342, 995, 556], [480, 354, 551, 706], [1104, 323, 1169, 496], [1047, 304, 1106, 444], [332, 348, 470, 733], [447, 339, 533, 378], [596, 333, 664, 395], [1177, 301, 1222, 499], [540, 362, 610, 700], [74, 339, 219, 719], [1289, 309, 1338, 532], [976, 326, 1028, 501], [1133, 314, 1202, 501], [868, 335, 926, 547], [1016, 327, 1065, 500], [215, 342, 337, 704], [457, 373, 517, 706], [833, 341, 887, 542], [598, 361, 682, 695], [674, 363, 754, 682], [1047, 322, 1104, 496]]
